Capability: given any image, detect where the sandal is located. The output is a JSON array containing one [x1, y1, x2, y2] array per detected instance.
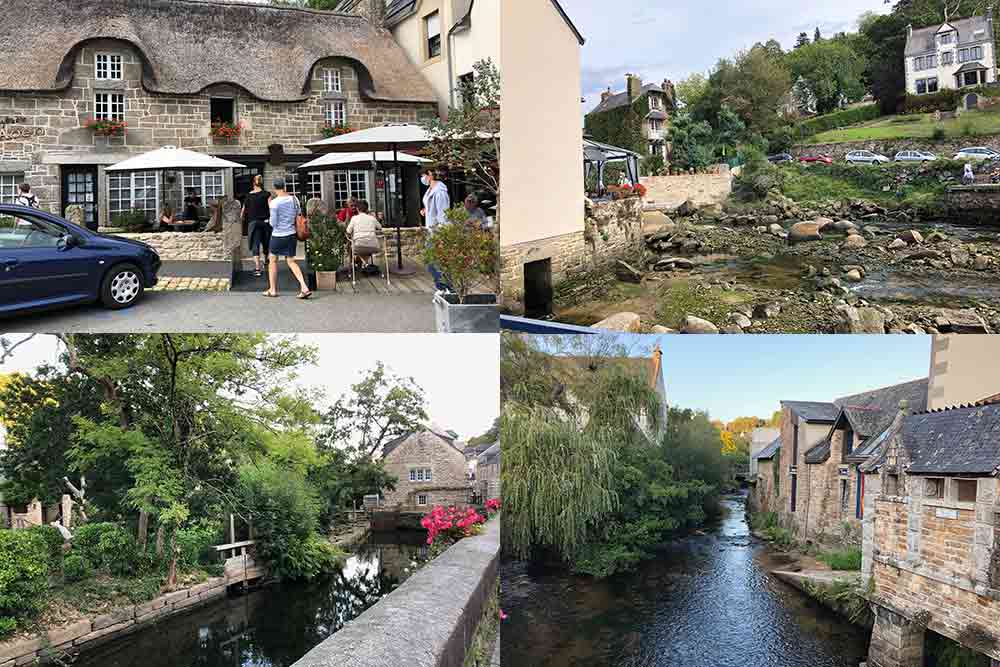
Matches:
[[297, 290, 313, 300], [254, 269, 262, 277], [262, 290, 278, 298]]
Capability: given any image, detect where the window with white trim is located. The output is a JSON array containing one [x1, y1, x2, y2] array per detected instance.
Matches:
[[183, 171, 224, 202], [95, 53, 123, 80], [285, 171, 323, 205], [0, 174, 20, 205], [940, 32, 953, 45], [425, 11, 441, 59], [322, 68, 342, 93], [417, 494, 428, 506], [324, 101, 346, 127], [95, 92, 125, 121], [332, 170, 369, 209], [109, 171, 158, 219], [408, 468, 433, 482], [942, 51, 954, 65]]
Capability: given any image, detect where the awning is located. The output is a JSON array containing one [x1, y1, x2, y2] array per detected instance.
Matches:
[[106, 146, 246, 172], [297, 151, 429, 172]]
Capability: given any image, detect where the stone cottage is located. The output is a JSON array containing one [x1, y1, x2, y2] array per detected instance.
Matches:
[[859, 399, 1000, 667], [750, 436, 781, 514], [476, 441, 501, 501], [380, 428, 472, 510], [586, 74, 677, 160], [0, 0, 437, 230]]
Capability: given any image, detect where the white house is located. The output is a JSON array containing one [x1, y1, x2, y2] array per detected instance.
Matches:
[[904, 9, 998, 97]]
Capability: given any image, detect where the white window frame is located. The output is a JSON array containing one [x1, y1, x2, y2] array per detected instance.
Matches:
[[409, 468, 432, 482], [94, 92, 125, 121], [183, 171, 225, 203], [95, 53, 123, 81], [324, 101, 346, 127], [108, 170, 159, 219], [417, 494, 428, 506], [322, 68, 342, 93], [942, 51, 954, 65], [0, 174, 20, 205], [927, 77, 939, 93], [332, 169, 369, 209], [940, 32, 953, 45], [425, 11, 442, 60]]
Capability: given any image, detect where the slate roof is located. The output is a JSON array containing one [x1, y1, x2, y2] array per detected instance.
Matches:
[[382, 428, 463, 458], [589, 83, 669, 115], [905, 15, 992, 57], [782, 401, 840, 423], [804, 437, 832, 464], [0, 0, 436, 103], [478, 442, 501, 466], [755, 436, 782, 460], [954, 61, 990, 73], [835, 377, 929, 437], [904, 403, 1000, 475]]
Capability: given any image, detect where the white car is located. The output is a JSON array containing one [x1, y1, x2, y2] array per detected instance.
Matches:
[[845, 150, 890, 165], [894, 150, 938, 163], [953, 146, 1000, 161]]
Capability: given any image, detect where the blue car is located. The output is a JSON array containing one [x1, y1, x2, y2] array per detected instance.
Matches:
[[0, 204, 160, 315]]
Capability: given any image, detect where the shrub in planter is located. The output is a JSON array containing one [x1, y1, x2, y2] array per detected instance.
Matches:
[[63, 553, 91, 583], [210, 120, 243, 140], [0, 529, 49, 634], [305, 213, 347, 275], [321, 123, 353, 139], [85, 118, 127, 137], [423, 206, 498, 304], [111, 209, 150, 232]]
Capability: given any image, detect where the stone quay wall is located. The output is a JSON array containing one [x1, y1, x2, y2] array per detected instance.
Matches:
[[639, 170, 733, 210], [292, 518, 500, 667], [500, 197, 643, 308]]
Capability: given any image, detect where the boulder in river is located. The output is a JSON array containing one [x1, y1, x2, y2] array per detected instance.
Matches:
[[592, 312, 642, 333], [768, 223, 784, 236], [731, 313, 752, 329], [949, 247, 970, 267], [788, 222, 822, 244], [888, 238, 907, 250], [752, 302, 782, 319], [974, 254, 991, 271], [681, 315, 719, 334], [651, 325, 678, 333], [842, 234, 867, 250], [924, 230, 948, 244], [832, 220, 857, 234], [834, 305, 886, 334], [898, 229, 924, 245], [933, 308, 989, 334], [814, 217, 835, 232], [844, 268, 863, 283]]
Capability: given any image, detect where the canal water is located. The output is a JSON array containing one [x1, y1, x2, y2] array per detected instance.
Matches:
[[501, 494, 870, 667], [72, 531, 427, 667]]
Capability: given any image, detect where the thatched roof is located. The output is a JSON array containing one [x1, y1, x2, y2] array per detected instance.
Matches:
[[0, 0, 436, 104]]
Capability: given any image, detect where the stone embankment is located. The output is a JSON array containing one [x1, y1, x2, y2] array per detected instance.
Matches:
[[791, 137, 1000, 161]]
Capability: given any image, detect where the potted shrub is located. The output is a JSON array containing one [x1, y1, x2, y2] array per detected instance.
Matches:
[[423, 206, 498, 333], [85, 118, 127, 137], [305, 214, 346, 290], [210, 120, 243, 141], [321, 123, 353, 139]]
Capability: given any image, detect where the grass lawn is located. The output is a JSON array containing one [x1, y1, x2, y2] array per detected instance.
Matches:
[[779, 166, 946, 208], [806, 108, 1000, 144]]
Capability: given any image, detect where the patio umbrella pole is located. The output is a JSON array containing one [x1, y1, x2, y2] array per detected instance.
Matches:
[[389, 142, 416, 276]]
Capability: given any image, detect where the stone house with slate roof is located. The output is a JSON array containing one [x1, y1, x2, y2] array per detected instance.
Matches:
[[904, 10, 998, 98], [0, 0, 437, 229], [587, 74, 677, 161], [751, 436, 782, 514], [380, 428, 473, 510]]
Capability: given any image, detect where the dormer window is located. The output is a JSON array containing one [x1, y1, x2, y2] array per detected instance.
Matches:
[[940, 32, 954, 45], [95, 53, 123, 80], [322, 68, 342, 93]]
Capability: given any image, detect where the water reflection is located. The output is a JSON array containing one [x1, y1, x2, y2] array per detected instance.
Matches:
[[73, 531, 428, 667], [501, 495, 869, 667]]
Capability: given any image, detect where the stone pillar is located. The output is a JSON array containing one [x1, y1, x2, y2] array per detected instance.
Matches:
[[61, 494, 73, 529], [221, 200, 243, 273], [868, 604, 925, 667], [862, 472, 881, 579], [26, 499, 43, 527]]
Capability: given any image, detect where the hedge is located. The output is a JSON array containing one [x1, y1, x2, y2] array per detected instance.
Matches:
[[901, 84, 1000, 114], [794, 104, 883, 139], [0, 530, 50, 636]]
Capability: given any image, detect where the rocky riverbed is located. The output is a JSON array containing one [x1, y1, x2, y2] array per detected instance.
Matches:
[[556, 195, 1000, 334]]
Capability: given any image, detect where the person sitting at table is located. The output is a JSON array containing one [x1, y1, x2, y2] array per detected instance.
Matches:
[[463, 194, 488, 228], [159, 205, 177, 230], [346, 200, 383, 273], [336, 197, 359, 225], [183, 189, 202, 220]]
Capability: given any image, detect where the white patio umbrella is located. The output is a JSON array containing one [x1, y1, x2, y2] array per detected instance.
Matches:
[[297, 151, 429, 171], [105, 146, 246, 172], [306, 125, 433, 274]]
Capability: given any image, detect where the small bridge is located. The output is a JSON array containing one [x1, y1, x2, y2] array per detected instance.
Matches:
[[214, 539, 266, 585]]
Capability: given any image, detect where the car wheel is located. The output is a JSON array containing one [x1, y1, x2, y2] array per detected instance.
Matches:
[[101, 263, 144, 309]]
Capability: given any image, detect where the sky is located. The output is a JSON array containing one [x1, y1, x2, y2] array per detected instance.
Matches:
[[561, 0, 888, 114], [0, 334, 499, 441], [537, 334, 932, 423]]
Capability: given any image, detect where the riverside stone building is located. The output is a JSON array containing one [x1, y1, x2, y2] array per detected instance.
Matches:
[[751, 436, 781, 514], [0, 0, 437, 230], [380, 429, 473, 510]]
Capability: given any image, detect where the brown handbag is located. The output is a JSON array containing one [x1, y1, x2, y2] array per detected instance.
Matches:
[[295, 213, 310, 242]]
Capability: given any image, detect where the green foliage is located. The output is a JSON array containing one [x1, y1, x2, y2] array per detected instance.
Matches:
[[932, 126, 946, 141], [0, 529, 49, 635], [72, 522, 141, 575], [641, 154, 666, 176], [787, 38, 867, 114], [794, 105, 882, 139], [668, 112, 718, 171], [423, 206, 498, 303], [305, 213, 347, 272], [236, 460, 341, 580], [818, 548, 862, 571], [29, 525, 65, 572], [901, 89, 959, 114], [693, 45, 791, 135], [175, 522, 222, 569], [806, 577, 873, 626], [674, 73, 708, 109], [111, 209, 150, 232], [63, 553, 91, 583], [654, 282, 732, 330], [585, 95, 648, 155], [734, 149, 784, 200]]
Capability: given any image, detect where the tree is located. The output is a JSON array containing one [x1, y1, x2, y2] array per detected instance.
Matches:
[[694, 47, 791, 134], [422, 58, 500, 196], [787, 38, 867, 114], [667, 112, 717, 171], [814, 26, 823, 42], [318, 361, 428, 459], [857, 11, 909, 113], [795, 32, 811, 49], [674, 72, 709, 109], [467, 417, 500, 448]]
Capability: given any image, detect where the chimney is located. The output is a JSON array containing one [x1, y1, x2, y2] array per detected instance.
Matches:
[[626, 73, 642, 101], [600, 87, 612, 102]]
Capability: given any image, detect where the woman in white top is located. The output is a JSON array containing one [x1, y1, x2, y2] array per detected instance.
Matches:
[[263, 179, 312, 300]]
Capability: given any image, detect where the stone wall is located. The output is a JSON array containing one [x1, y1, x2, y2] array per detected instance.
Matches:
[[791, 137, 1000, 161], [500, 196, 643, 307], [381, 432, 472, 510], [380, 226, 428, 260], [639, 171, 733, 210], [864, 475, 1000, 664], [0, 576, 231, 665], [117, 231, 232, 262], [752, 458, 780, 514], [292, 518, 500, 667], [945, 184, 1000, 210]]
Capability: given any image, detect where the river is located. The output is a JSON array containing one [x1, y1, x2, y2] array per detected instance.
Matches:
[[500, 494, 870, 667], [72, 531, 427, 667]]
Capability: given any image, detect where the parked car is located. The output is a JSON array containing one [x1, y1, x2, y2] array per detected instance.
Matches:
[[953, 146, 1000, 161], [845, 150, 890, 164], [894, 150, 938, 163], [799, 154, 833, 165], [767, 153, 794, 163], [0, 204, 161, 316]]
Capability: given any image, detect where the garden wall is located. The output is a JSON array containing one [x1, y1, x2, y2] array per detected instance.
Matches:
[[291, 517, 500, 667], [791, 137, 1000, 161], [116, 232, 235, 262], [640, 169, 733, 210], [0, 576, 235, 665]]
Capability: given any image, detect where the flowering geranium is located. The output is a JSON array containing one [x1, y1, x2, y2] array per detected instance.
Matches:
[[420, 505, 486, 545], [634, 183, 647, 197], [210, 119, 243, 139], [485, 498, 501, 516], [322, 123, 354, 139], [85, 118, 127, 137]]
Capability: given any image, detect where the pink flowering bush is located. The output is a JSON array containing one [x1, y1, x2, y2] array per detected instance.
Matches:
[[420, 505, 486, 546], [485, 498, 501, 516]]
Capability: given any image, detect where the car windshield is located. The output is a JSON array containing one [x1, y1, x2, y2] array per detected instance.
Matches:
[[0, 213, 66, 249]]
